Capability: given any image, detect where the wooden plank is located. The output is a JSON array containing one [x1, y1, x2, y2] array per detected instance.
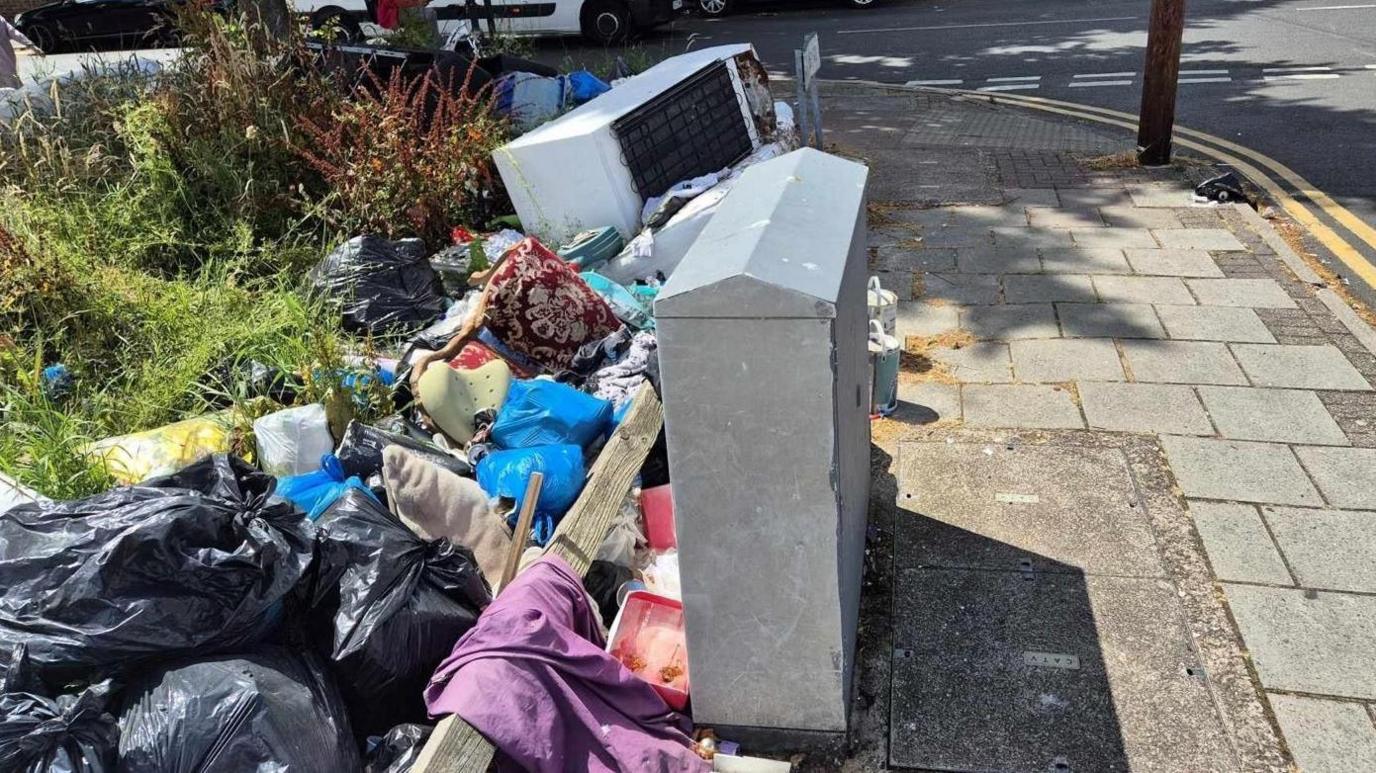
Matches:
[[547, 383, 663, 575], [411, 715, 497, 772], [412, 383, 664, 773], [498, 471, 544, 592]]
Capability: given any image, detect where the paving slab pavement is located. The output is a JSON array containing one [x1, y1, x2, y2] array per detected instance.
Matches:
[[826, 81, 1376, 773]]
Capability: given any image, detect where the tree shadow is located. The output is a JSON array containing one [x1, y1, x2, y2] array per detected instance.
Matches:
[[860, 442, 1131, 772]]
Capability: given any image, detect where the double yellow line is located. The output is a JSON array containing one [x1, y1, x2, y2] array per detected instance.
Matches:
[[941, 89, 1376, 290]]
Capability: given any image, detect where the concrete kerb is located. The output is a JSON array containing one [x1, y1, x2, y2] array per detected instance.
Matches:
[[1231, 203, 1324, 285]]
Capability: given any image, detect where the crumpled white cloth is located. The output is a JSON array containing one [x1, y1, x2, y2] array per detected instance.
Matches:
[[592, 331, 657, 407], [640, 171, 722, 228]]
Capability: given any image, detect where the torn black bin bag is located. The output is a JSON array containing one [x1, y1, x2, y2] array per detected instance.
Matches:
[[375, 412, 439, 444], [301, 489, 490, 737], [365, 723, 433, 773], [336, 419, 473, 480], [116, 647, 361, 773], [307, 235, 446, 335], [0, 646, 118, 773], [1195, 172, 1252, 205], [584, 561, 633, 630], [0, 455, 314, 689], [428, 244, 478, 298]]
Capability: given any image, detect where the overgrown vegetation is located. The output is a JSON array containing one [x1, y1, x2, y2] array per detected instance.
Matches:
[[296, 68, 506, 243], [0, 7, 512, 497]]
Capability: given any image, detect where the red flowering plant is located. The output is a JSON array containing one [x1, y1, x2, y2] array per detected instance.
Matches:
[[294, 66, 511, 245]]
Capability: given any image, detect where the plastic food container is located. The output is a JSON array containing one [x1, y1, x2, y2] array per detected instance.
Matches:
[[606, 590, 689, 710], [640, 484, 676, 551]]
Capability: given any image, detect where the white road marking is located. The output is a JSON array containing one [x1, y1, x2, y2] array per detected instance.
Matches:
[[1073, 71, 1135, 78], [987, 75, 1042, 82], [837, 15, 1138, 35], [1366, 64, 1376, 68], [978, 83, 1042, 91], [1179, 77, 1233, 83], [1068, 79, 1134, 87], [1262, 65, 1334, 72], [1179, 69, 1230, 75], [1262, 73, 1342, 80], [907, 79, 964, 85], [830, 54, 916, 67], [1294, 3, 1376, 10]]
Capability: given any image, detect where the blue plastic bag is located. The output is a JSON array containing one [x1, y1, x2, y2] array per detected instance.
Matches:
[[276, 454, 378, 520], [491, 379, 613, 450], [476, 444, 585, 546], [567, 70, 611, 103]]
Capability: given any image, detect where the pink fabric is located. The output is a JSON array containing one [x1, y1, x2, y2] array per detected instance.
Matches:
[[425, 554, 708, 773], [483, 239, 621, 372]]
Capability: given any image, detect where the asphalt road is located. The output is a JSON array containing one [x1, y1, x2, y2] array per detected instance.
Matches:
[[18, 1, 1375, 291], [532, 0, 1376, 294]]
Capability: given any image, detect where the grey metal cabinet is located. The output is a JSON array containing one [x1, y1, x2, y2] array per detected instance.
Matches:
[[655, 148, 872, 733]]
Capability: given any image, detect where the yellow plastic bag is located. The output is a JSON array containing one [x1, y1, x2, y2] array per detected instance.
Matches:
[[86, 412, 243, 485]]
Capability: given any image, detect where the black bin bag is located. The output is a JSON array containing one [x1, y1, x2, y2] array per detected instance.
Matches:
[[307, 235, 446, 334], [302, 489, 491, 737], [365, 723, 433, 773], [336, 419, 473, 480], [0, 455, 315, 689], [116, 647, 362, 772], [0, 646, 118, 773]]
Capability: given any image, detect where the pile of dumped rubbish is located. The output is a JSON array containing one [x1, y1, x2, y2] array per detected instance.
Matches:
[[0, 44, 809, 772]]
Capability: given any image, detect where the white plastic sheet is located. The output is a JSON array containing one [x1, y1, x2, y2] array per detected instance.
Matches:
[[253, 404, 335, 477]]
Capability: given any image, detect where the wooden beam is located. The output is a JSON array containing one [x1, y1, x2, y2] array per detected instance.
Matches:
[[547, 383, 663, 575], [499, 472, 544, 592], [410, 715, 497, 772], [412, 383, 664, 773]]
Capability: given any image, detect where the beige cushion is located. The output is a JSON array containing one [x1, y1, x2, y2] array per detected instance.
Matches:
[[383, 446, 511, 583], [417, 358, 511, 444]]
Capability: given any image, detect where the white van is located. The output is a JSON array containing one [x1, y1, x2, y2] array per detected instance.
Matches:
[[295, 0, 683, 46]]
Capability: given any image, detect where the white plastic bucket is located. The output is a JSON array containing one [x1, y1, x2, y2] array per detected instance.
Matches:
[[867, 276, 897, 336], [868, 320, 900, 416]]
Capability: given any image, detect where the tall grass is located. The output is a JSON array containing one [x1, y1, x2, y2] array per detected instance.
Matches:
[[0, 7, 517, 499]]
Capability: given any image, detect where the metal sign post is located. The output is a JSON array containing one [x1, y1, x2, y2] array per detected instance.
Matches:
[[795, 33, 823, 149]]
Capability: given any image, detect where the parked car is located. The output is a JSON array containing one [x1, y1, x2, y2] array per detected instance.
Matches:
[[696, 0, 875, 16], [12, 0, 224, 53], [295, 0, 683, 45]]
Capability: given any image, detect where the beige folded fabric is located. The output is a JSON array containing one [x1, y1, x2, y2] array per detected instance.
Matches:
[[383, 445, 511, 584], [416, 358, 512, 444]]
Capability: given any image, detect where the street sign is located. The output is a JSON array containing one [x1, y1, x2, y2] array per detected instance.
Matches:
[[795, 33, 823, 149], [801, 33, 821, 86]]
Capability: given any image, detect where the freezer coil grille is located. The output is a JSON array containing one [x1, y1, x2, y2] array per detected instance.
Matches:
[[612, 62, 753, 201]]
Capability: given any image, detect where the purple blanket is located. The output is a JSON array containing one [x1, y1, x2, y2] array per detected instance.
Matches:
[[425, 554, 709, 773]]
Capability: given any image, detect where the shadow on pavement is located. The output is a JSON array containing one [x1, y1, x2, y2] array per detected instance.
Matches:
[[850, 444, 1131, 772]]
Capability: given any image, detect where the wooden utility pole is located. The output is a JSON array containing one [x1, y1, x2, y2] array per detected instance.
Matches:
[[1137, 0, 1186, 165]]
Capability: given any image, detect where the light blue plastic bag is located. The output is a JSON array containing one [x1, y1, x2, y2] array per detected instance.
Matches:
[[476, 444, 585, 546], [491, 379, 613, 450], [276, 453, 378, 520], [581, 272, 655, 331]]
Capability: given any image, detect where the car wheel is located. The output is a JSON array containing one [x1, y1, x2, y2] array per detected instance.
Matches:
[[581, 0, 631, 45], [311, 7, 363, 43], [24, 23, 56, 54], [697, 0, 732, 16]]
